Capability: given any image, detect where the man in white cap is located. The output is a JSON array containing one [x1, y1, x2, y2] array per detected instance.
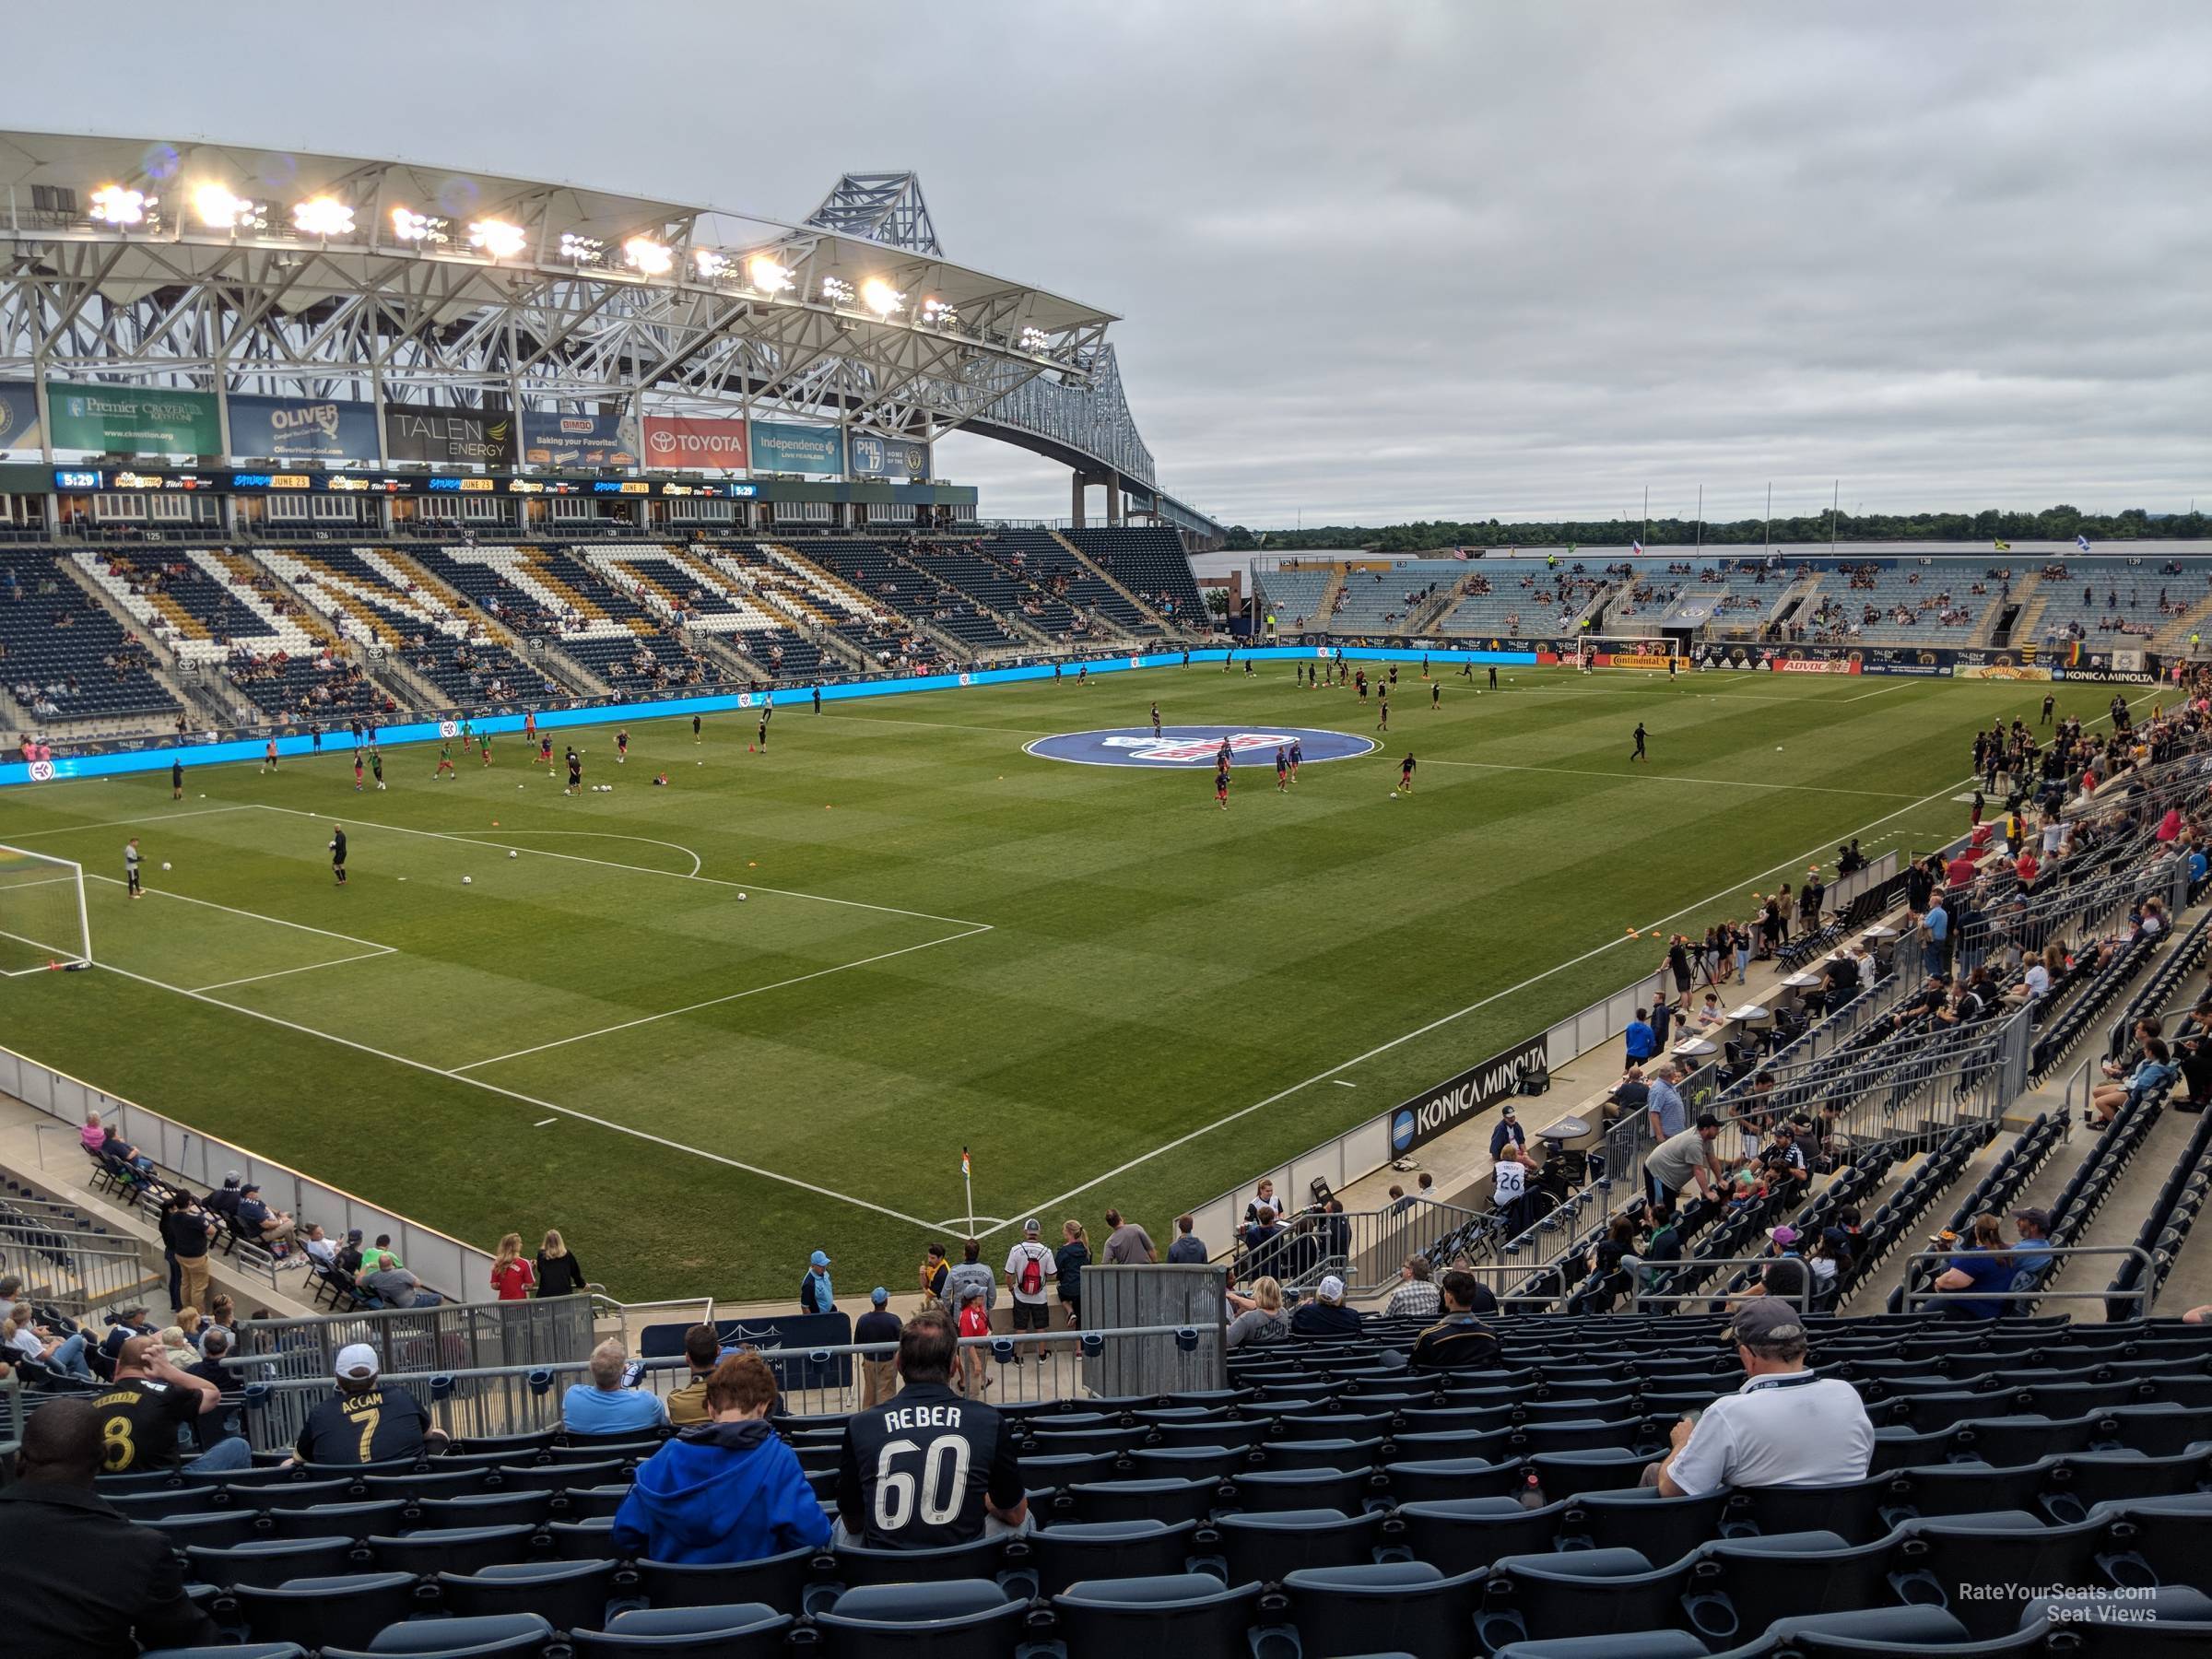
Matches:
[[287, 1342, 446, 1466], [1003, 1219, 1056, 1365], [1288, 1275, 1365, 1336], [1653, 1298, 1873, 1496]]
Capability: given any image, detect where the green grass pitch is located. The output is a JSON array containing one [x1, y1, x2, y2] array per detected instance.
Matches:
[[1, 665, 2080, 1300]]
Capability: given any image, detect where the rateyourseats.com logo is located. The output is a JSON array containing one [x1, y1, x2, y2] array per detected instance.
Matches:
[[1024, 726, 1377, 768]]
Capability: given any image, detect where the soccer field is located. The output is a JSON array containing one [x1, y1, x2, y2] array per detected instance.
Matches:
[[0, 665, 2083, 1300]]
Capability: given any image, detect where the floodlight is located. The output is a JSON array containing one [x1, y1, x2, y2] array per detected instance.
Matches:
[[922, 298, 960, 327], [859, 277, 905, 318], [559, 231, 606, 264], [469, 218, 527, 259], [390, 206, 451, 243], [89, 185, 147, 227], [819, 276, 855, 305], [747, 253, 794, 295], [623, 235, 673, 276], [694, 249, 729, 278], [291, 196, 354, 238], [1019, 325, 1053, 352]]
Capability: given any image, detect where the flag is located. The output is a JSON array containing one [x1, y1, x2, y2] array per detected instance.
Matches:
[[2076, 534, 2092, 553], [1630, 540, 1643, 555], [1994, 538, 2010, 551], [960, 1147, 971, 1178]]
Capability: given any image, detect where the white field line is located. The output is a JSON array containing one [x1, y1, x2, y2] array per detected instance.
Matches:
[[982, 686, 2165, 1237], [458, 830, 703, 877], [251, 805, 989, 929], [534, 1118, 558, 1127], [93, 958, 943, 1230], [453, 924, 994, 1073], [1841, 682, 1914, 702], [1406, 757, 1925, 801], [0, 875, 81, 893], [83, 873, 392, 950], [5, 805, 257, 839], [812, 712, 1059, 739], [192, 948, 397, 994]]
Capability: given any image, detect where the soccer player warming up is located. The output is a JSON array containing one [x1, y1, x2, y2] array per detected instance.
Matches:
[[616, 728, 629, 765], [1276, 745, 1289, 793], [565, 747, 582, 796], [1630, 722, 1649, 763], [1216, 756, 1231, 810], [434, 739, 455, 779], [1396, 752, 1417, 794], [329, 825, 348, 887], [125, 838, 144, 899]]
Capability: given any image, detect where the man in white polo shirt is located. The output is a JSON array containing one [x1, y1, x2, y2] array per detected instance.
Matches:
[[1654, 1297, 1873, 1497]]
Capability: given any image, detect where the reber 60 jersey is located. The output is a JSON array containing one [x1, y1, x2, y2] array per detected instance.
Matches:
[[836, 1382, 1024, 1547]]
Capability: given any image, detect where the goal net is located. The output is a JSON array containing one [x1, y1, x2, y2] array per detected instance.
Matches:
[[0, 844, 92, 975]]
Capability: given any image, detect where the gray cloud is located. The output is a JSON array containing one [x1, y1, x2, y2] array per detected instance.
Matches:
[[10, 1, 2207, 526]]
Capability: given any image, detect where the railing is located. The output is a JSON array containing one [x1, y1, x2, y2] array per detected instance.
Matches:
[[0, 1041, 493, 1306], [0, 1218, 149, 1317], [1367, 1254, 1815, 1315], [1244, 1196, 1491, 1296], [1894, 1245, 2155, 1313]]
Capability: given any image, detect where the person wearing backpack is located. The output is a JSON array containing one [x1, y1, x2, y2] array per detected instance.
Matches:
[[1003, 1218, 1057, 1367]]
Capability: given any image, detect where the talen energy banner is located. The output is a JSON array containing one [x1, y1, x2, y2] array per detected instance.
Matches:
[[383, 405, 515, 466], [523, 410, 638, 468], [48, 381, 220, 455], [641, 414, 748, 471], [229, 394, 381, 462], [749, 418, 843, 476], [0, 382, 41, 452]]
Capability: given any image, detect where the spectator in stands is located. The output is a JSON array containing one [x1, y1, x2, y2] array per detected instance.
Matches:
[[1922, 896, 1951, 977], [97, 1307, 156, 1371], [856, 1288, 902, 1407], [918, 1242, 950, 1308], [615, 1353, 830, 1564], [488, 1232, 536, 1300], [1931, 1214, 2016, 1319], [6, 1303, 96, 1380], [1002, 1220, 1055, 1360], [1752, 1228, 1810, 1304], [2010, 1208, 2054, 1276], [77, 1108, 110, 1158], [1489, 1103, 1527, 1159], [233, 1182, 297, 1247], [1166, 1214, 1207, 1264], [159, 1190, 215, 1315], [1606, 1068, 1649, 1126], [2091, 1037, 2178, 1125], [1655, 1298, 1874, 1495], [1244, 1180, 1279, 1225], [563, 1338, 669, 1434], [1409, 1270, 1502, 1371], [1225, 1276, 1288, 1347], [1624, 1007, 1658, 1066], [944, 1239, 996, 1316], [299, 1221, 336, 1272], [1647, 1113, 1726, 1209], [799, 1250, 836, 1314], [1387, 1256, 1443, 1318], [1102, 1207, 1157, 1264], [665, 1324, 723, 1427], [288, 1342, 445, 1465], [0, 1398, 219, 1654], [1646, 1061, 1688, 1141], [359, 1234, 400, 1277], [1289, 1275, 1364, 1336], [1054, 1221, 1088, 1327], [362, 1261, 440, 1308], [836, 1312, 1026, 1547], [97, 1334, 249, 1473], [535, 1229, 586, 1297]]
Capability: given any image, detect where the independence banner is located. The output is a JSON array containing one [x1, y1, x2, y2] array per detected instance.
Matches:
[[48, 381, 221, 455], [749, 418, 843, 476], [0, 382, 41, 452], [846, 430, 932, 480], [229, 394, 381, 462], [523, 409, 639, 468]]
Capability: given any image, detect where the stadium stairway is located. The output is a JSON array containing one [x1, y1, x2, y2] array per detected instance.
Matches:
[[48, 550, 231, 728], [1046, 529, 1172, 635]]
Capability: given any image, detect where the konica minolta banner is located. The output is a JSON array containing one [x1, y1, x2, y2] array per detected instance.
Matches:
[[229, 394, 382, 462], [1388, 1032, 1551, 1155]]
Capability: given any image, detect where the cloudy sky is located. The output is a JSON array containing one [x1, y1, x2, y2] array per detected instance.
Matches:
[[11, 3, 2207, 526]]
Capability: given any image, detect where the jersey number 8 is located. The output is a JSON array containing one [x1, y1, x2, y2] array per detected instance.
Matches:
[[871, 1435, 971, 1530]]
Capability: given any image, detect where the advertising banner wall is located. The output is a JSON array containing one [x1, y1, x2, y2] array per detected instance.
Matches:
[[1389, 1033, 1551, 1156], [229, 394, 381, 462], [0, 382, 42, 452], [382, 406, 515, 466], [846, 430, 931, 480], [641, 414, 748, 471], [522, 409, 638, 468], [749, 418, 843, 476], [1955, 663, 2053, 682], [48, 381, 220, 454]]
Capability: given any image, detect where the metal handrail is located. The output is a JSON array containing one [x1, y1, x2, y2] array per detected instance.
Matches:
[[1894, 1244, 2156, 1312]]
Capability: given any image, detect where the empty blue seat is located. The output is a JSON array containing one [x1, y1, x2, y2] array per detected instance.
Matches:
[[1382, 1457, 1524, 1505], [1026, 1518, 1197, 1595], [1068, 1477, 1219, 1526], [1052, 1573, 1266, 1659], [1890, 1512, 2105, 1639], [262, 1500, 408, 1541], [438, 1559, 619, 1634], [1556, 1487, 1730, 1556], [571, 1603, 793, 1658], [367, 1525, 539, 1578], [1216, 1508, 1385, 1585], [812, 1580, 1026, 1659], [322, 1613, 552, 1657], [636, 1547, 817, 1613], [1477, 1548, 1697, 1652], [1399, 1498, 1567, 1572], [232, 1571, 420, 1651], [185, 1535, 359, 1590], [1282, 1559, 1483, 1659]]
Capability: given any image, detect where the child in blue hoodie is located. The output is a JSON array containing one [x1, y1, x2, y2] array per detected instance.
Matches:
[[612, 1353, 830, 1563]]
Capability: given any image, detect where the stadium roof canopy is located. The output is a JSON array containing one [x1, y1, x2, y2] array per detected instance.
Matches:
[[0, 133, 1218, 534]]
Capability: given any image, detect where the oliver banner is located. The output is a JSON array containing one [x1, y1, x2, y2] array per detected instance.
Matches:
[[748, 418, 843, 476], [383, 405, 515, 466], [48, 381, 220, 455], [846, 430, 931, 480], [522, 409, 638, 468], [641, 414, 748, 471], [1389, 1033, 1551, 1156], [0, 382, 41, 452], [229, 394, 380, 462]]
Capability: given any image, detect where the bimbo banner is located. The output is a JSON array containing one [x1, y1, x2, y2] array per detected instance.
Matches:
[[748, 418, 843, 476], [522, 410, 638, 468], [48, 381, 220, 455], [229, 394, 380, 461], [641, 414, 748, 471], [846, 430, 932, 480], [0, 382, 41, 452]]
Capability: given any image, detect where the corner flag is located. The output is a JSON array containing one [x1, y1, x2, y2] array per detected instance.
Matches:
[[960, 1147, 971, 1178], [1994, 538, 2011, 552]]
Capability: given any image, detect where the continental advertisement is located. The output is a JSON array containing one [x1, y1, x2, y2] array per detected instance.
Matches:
[[1596, 652, 1678, 670]]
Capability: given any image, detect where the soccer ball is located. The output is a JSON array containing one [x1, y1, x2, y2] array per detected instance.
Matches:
[[737, 892, 747, 901], [160, 862, 171, 871], [518, 783, 525, 790], [462, 876, 473, 886], [376, 782, 387, 791], [508, 850, 518, 860]]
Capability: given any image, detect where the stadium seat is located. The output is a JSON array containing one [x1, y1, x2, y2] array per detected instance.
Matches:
[[1026, 1518, 1198, 1595], [1382, 1456, 1526, 1505], [1680, 1529, 1895, 1647], [1477, 1548, 1698, 1652], [1399, 1498, 1570, 1571], [546, 1517, 618, 1561], [1281, 1559, 1484, 1659], [321, 1613, 552, 1657], [1215, 1507, 1386, 1584], [1488, 1633, 1708, 1659], [558, 1484, 636, 1521], [1068, 1477, 1221, 1526], [636, 1547, 818, 1613], [1889, 1512, 2106, 1638], [140, 1648, 306, 1659], [810, 1580, 1028, 1659], [499, 1459, 622, 1494], [1050, 1573, 1269, 1659], [417, 1490, 558, 1529], [1733, 1474, 1892, 1543], [147, 1510, 265, 1549], [186, 1535, 362, 1590], [261, 1500, 409, 1541], [1555, 1487, 1731, 1556], [1226, 1465, 1378, 1514], [438, 1559, 621, 1634], [253, 1478, 359, 1511], [571, 1604, 794, 1659], [230, 1571, 421, 1651], [1125, 1444, 1245, 1482], [831, 1535, 1010, 1593], [2095, 1493, 2212, 1590], [367, 1524, 540, 1578]]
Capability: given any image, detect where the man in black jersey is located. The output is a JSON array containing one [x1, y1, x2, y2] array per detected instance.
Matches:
[[835, 1311, 1027, 1547], [285, 1342, 445, 1466]]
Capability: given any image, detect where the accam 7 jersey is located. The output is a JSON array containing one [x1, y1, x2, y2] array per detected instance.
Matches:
[[835, 1382, 1024, 1547]]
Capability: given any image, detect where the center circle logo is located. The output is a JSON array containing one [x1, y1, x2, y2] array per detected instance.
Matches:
[[1024, 725, 1378, 769]]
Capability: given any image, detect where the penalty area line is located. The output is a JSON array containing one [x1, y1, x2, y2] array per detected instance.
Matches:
[[92, 959, 943, 1231]]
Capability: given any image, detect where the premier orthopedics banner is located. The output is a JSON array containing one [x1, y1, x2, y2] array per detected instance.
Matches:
[[48, 382, 221, 455], [0, 382, 41, 452], [846, 430, 932, 480], [748, 418, 843, 476], [641, 414, 748, 471], [229, 394, 381, 462], [522, 410, 638, 468], [383, 406, 516, 466]]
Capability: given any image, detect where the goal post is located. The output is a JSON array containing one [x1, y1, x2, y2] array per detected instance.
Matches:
[[0, 844, 92, 974]]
